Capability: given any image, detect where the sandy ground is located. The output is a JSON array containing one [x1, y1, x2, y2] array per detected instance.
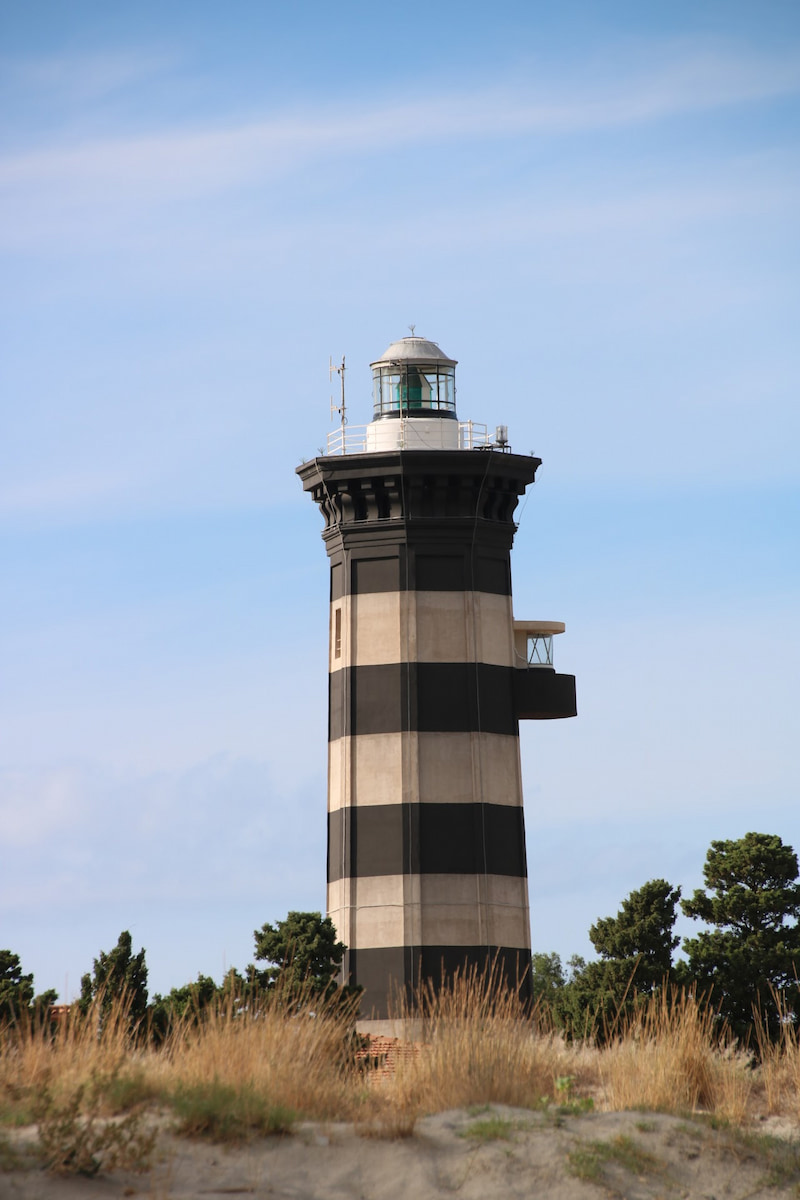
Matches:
[[3, 1107, 800, 1200]]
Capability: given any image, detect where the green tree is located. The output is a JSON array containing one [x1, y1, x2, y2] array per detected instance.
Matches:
[[0, 950, 34, 1021], [531, 951, 566, 1008], [681, 832, 800, 1041], [253, 912, 345, 995], [590, 878, 682, 990], [154, 973, 218, 1019], [531, 952, 588, 1032], [79, 930, 148, 1027], [0, 950, 57, 1022], [566, 880, 681, 1039], [148, 973, 219, 1043]]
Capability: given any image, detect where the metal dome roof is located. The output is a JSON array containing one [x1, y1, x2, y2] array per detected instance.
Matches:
[[370, 336, 457, 369]]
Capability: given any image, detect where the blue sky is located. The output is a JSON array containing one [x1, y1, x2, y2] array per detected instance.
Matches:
[[1, 0, 798, 999]]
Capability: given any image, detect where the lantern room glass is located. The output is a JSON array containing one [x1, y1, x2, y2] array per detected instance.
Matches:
[[527, 634, 554, 666], [372, 364, 456, 418]]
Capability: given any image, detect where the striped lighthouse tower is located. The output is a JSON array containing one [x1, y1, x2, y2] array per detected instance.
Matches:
[[297, 336, 576, 1025]]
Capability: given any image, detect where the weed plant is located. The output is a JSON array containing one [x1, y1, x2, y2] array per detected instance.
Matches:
[[567, 1133, 664, 1184], [171, 1080, 295, 1142], [34, 1082, 155, 1176], [459, 1114, 522, 1142]]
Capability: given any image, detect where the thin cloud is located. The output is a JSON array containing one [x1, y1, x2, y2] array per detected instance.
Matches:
[[0, 765, 91, 848], [293, 164, 799, 252], [0, 47, 179, 110], [1, 45, 798, 201], [0, 755, 320, 906]]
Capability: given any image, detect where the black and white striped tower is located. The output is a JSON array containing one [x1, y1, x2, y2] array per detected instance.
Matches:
[[298, 335, 576, 1024]]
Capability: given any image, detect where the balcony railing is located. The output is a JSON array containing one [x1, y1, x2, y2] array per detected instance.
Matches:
[[325, 421, 499, 456], [325, 425, 374, 455]]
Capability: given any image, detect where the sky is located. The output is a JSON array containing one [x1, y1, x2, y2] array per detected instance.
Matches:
[[1, 0, 798, 1001]]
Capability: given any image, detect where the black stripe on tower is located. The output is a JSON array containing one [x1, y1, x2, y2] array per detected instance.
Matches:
[[330, 550, 512, 601], [329, 663, 517, 739], [327, 802, 527, 882], [351, 946, 532, 1018]]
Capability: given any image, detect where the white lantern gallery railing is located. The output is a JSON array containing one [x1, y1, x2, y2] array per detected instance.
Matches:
[[325, 421, 504, 456]]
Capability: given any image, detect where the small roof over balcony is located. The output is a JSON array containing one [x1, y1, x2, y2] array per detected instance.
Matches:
[[371, 336, 457, 368], [513, 620, 566, 636]]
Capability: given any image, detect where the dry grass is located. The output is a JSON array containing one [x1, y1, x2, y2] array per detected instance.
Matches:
[[0, 998, 141, 1119], [0, 983, 363, 1162], [158, 987, 361, 1123], [597, 989, 753, 1122], [3, 976, 800, 1168], [755, 994, 800, 1119], [375, 965, 583, 1130]]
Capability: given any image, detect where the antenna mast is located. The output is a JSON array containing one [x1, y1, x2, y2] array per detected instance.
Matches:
[[329, 355, 346, 437]]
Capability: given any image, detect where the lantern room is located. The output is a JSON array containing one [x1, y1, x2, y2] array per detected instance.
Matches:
[[371, 336, 457, 419], [513, 620, 566, 668], [365, 335, 462, 452]]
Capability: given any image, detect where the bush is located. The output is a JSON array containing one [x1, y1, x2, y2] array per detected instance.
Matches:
[[35, 1079, 155, 1176], [171, 1080, 295, 1142]]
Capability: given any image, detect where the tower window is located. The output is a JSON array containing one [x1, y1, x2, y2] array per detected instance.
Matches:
[[334, 607, 342, 659]]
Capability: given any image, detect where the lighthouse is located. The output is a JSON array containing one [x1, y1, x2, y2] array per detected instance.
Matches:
[[297, 335, 576, 1025]]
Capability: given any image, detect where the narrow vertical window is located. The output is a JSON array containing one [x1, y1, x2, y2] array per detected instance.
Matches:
[[334, 607, 342, 659]]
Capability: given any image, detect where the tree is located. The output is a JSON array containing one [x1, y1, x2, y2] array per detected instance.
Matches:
[[0, 950, 57, 1022], [0, 950, 34, 1021], [153, 973, 218, 1020], [590, 878, 682, 991], [566, 880, 681, 1039], [79, 930, 148, 1027], [531, 952, 588, 1031], [681, 832, 800, 1040], [148, 973, 219, 1042], [253, 912, 345, 995], [531, 952, 566, 1008]]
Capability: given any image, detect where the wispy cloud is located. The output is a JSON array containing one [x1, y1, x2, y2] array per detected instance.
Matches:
[[0, 755, 321, 904], [0, 755, 326, 997], [0, 39, 796, 521], [0, 47, 179, 112], [0, 765, 91, 848], [1, 45, 797, 232]]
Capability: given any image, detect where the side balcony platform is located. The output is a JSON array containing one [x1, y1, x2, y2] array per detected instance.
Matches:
[[512, 620, 577, 720]]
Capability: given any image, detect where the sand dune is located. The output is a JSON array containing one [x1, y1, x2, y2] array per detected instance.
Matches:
[[4, 1105, 800, 1199]]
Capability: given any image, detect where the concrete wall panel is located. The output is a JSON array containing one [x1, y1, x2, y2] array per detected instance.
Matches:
[[328, 873, 529, 949]]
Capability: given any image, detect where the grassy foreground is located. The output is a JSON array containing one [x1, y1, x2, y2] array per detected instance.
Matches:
[[2, 974, 800, 1174]]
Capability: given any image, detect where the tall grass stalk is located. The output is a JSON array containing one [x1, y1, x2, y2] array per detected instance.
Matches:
[[0, 982, 362, 1131], [4, 976, 800, 1150], [756, 992, 800, 1118], [161, 982, 361, 1121], [0, 993, 139, 1113], [598, 988, 752, 1121], [377, 964, 582, 1125]]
